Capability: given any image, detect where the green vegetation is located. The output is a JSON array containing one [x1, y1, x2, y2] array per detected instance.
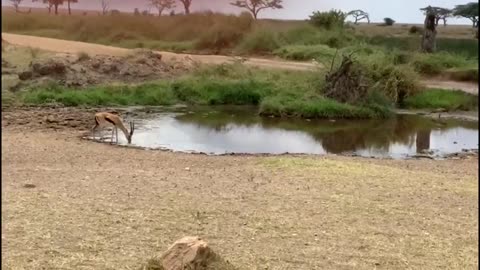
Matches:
[[403, 88, 478, 110], [15, 63, 405, 118]]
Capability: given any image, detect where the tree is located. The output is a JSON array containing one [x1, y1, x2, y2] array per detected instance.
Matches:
[[453, 2, 479, 27], [230, 0, 283, 19], [149, 0, 175, 16], [66, 0, 78, 15], [100, 0, 109, 15], [134, 8, 140, 15], [421, 10, 437, 53], [420, 6, 452, 26], [347, 9, 370, 24], [178, 0, 192, 14], [36, 0, 63, 15], [383, 17, 395, 26], [10, 0, 22, 12]]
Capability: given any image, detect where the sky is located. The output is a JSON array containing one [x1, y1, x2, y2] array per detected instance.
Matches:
[[1, 0, 474, 24]]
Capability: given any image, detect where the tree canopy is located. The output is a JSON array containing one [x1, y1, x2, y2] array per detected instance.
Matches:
[[420, 6, 452, 26], [347, 9, 370, 24], [230, 0, 283, 19], [149, 0, 175, 16], [453, 2, 479, 27]]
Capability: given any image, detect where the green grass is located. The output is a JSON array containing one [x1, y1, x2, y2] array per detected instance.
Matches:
[[403, 88, 478, 110], [16, 63, 401, 119]]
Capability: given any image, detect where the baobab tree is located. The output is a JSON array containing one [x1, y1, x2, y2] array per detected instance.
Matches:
[[149, 0, 175, 16], [230, 0, 283, 19], [347, 9, 370, 24], [178, 0, 192, 14], [420, 6, 452, 26], [421, 10, 437, 53]]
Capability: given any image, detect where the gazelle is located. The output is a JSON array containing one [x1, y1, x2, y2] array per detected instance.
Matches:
[[92, 112, 135, 144]]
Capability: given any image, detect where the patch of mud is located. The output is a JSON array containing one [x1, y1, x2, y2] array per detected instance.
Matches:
[[13, 49, 195, 89]]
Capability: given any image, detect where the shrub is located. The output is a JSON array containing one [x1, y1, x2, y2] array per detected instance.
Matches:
[[411, 52, 472, 75], [235, 29, 281, 54], [404, 88, 478, 110], [383, 18, 395, 26], [309, 9, 347, 30], [195, 24, 246, 52], [273, 44, 336, 61], [409, 25, 422, 34]]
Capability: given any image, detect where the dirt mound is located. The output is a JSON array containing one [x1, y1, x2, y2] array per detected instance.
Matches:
[[17, 50, 190, 88]]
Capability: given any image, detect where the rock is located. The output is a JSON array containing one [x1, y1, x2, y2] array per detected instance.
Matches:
[[160, 236, 211, 270], [18, 71, 33, 80]]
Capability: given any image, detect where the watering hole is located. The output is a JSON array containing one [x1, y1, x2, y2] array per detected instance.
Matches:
[[88, 106, 479, 159]]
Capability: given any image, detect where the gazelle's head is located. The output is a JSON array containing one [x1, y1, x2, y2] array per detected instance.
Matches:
[[128, 121, 135, 144]]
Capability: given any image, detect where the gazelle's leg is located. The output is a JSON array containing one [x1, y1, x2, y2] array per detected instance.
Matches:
[[91, 124, 98, 141], [111, 127, 115, 144]]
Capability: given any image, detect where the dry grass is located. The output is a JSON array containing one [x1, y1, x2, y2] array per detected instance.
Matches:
[[1, 116, 478, 269], [352, 23, 477, 39]]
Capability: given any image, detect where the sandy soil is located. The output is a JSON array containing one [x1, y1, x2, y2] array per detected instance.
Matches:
[[1, 107, 478, 269], [3, 33, 478, 95]]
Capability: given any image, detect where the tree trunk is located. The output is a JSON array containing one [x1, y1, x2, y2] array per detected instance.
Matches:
[[416, 130, 431, 154], [54, 4, 59, 15], [68, 0, 71, 15], [184, 5, 190, 14], [421, 13, 437, 53], [435, 17, 440, 26], [253, 9, 258, 19], [354, 17, 358, 24], [158, 8, 163, 16], [443, 18, 447, 27]]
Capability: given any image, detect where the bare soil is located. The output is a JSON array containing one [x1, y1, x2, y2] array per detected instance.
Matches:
[[1, 107, 478, 269], [3, 33, 478, 95], [1, 40, 194, 90]]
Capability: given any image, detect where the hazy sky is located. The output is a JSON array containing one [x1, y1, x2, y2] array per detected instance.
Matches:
[[2, 0, 474, 24]]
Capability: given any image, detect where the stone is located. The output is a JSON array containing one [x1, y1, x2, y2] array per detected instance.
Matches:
[[160, 236, 211, 270]]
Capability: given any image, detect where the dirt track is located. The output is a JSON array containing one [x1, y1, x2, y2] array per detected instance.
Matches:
[[2, 33, 478, 95], [2, 107, 479, 269]]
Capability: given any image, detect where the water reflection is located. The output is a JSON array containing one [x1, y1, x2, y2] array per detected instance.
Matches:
[[116, 106, 478, 158]]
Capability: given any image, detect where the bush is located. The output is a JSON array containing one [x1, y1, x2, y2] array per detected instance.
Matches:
[[411, 52, 473, 75], [383, 18, 395, 26], [195, 24, 246, 52], [404, 88, 478, 110], [235, 29, 281, 54], [309, 9, 347, 30], [409, 25, 422, 34], [273, 44, 336, 61]]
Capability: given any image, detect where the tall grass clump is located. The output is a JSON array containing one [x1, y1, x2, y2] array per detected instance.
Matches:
[[410, 52, 476, 75], [403, 88, 478, 110]]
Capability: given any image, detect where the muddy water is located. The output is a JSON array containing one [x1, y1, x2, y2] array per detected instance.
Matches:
[[93, 106, 478, 159]]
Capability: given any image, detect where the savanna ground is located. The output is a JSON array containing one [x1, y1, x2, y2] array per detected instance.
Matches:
[[2, 109, 479, 269], [1, 7, 479, 270]]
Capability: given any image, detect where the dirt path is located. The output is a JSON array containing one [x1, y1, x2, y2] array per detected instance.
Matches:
[[3, 33, 478, 94]]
